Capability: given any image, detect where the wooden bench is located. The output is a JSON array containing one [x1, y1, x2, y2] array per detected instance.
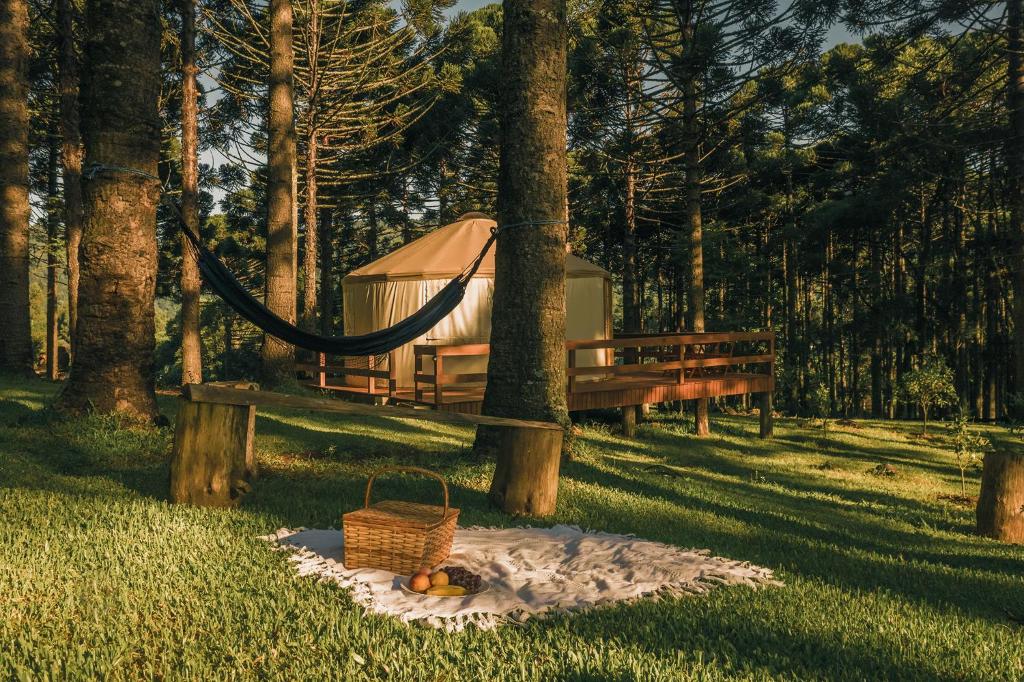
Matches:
[[169, 383, 564, 512]]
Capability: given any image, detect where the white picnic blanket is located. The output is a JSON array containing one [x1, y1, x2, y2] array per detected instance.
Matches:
[[262, 525, 780, 631]]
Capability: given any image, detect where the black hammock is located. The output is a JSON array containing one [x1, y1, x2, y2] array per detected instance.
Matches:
[[174, 204, 497, 357]]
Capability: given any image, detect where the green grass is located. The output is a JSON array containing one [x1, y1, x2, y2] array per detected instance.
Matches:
[[1, 376, 1022, 681]]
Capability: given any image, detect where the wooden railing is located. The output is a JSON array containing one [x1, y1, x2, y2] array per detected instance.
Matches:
[[414, 343, 490, 405], [414, 332, 775, 406], [299, 352, 397, 396]]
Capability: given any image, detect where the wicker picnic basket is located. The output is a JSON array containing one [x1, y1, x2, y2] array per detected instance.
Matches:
[[342, 466, 459, 575]]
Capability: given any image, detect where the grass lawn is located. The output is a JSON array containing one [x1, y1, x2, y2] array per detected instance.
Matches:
[[1, 376, 1022, 681]]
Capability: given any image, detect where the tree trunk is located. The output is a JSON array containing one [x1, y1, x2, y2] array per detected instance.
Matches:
[[486, 426, 563, 517], [301, 132, 318, 333], [180, 0, 202, 386], [57, 0, 161, 420], [1008, 0, 1024, 395], [622, 159, 640, 334], [261, 0, 297, 386], [46, 134, 61, 381], [57, 0, 83, 363], [683, 72, 709, 436], [367, 200, 378, 262], [473, 0, 568, 517], [976, 443, 1024, 544], [0, 0, 33, 375], [317, 206, 333, 336]]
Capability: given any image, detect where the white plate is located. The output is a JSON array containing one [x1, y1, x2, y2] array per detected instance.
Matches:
[[400, 579, 490, 597]]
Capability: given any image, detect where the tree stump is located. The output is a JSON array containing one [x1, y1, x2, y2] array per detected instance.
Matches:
[[487, 425, 563, 516], [170, 400, 257, 507], [976, 445, 1024, 543], [621, 405, 638, 438], [758, 392, 774, 439]]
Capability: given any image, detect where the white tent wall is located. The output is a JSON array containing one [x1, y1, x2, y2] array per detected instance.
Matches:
[[342, 275, 610, 389]]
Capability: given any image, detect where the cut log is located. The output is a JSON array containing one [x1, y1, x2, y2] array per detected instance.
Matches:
[[976, 444, 1024, 543], [170, 399, 257, 507], [487, 426, 563, 516], [621, 405, 637, 438], [759, 392, 774, 439]]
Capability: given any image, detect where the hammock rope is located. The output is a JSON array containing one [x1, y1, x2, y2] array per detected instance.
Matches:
[[82, 163, 565, 356]]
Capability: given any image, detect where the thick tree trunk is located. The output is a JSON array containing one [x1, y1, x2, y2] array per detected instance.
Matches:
[[473, 0, 568, 516], [180, 0, 202, 386], [1008, 0, 1024, 394], [57, 0, 83, 362], [261, 0, 297, 386], [487, 426, 563, 516], [976, 443, 1024, 544], [317, 206, 333, 336], [46, 135, 61, 381], [0, 0, 33, 375], [57, 0, 161, 420]]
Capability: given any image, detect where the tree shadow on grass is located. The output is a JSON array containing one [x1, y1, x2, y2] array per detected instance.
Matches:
[[553, 595, 981, 682], [561, 459, 1024, 623]]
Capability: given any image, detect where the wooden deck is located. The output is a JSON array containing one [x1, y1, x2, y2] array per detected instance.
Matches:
[[303, 332, 775, 416]]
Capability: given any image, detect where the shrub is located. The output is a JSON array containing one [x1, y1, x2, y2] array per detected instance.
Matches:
[[899, 355, 956, 435]]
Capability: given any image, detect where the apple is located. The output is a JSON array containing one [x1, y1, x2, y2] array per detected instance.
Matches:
[[409, 573, 431, 593]]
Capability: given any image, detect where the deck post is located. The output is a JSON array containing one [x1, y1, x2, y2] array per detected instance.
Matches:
[[758, 391, 773, 439], [414, 352, 423, 402], [567, 348, 576, 395], [367, 354, 376, 394], [318, 352, 326, 388], [434, 353, 444, 406], [387, 351, 397, 397], [621, 405, 637, 438]]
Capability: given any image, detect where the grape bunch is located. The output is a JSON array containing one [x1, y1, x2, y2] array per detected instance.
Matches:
[[442, 565, 482, 593]]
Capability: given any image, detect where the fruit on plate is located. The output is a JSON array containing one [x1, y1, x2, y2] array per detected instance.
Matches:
[[429, 570, 449, 587], [441, 566, 482, 592], [426, 585, 467, 597], [416, 567, 430, 577], [409, 573, 431, 593]]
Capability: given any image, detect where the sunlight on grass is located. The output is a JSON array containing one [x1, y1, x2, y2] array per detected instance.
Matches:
[[1, 377, 1022, 680]]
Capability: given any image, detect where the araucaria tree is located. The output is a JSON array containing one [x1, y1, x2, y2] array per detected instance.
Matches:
[[261, 0, 298, 386], [640, 0, 833, 435], [0, 0, 34, 375], [56, 0, 162, 420], [179, 0, 204, 386], [474, 0, 569, 516]]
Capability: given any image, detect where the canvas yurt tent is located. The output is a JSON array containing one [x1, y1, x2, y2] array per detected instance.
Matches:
[[342, 213, 612, 388]]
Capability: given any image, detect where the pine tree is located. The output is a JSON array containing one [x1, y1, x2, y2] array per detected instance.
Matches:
[[262, 0, 298, 386], [179, 0, 203, 385], [57, 0, 162, 420], [0, 0, 34, 375], [474, 0, 569, 516]]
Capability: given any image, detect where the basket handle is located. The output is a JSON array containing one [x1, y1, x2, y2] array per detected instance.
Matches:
[[363, 466, 450, 524]]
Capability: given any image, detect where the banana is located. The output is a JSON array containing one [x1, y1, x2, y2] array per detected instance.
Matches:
[[425, 585, 468, 597]]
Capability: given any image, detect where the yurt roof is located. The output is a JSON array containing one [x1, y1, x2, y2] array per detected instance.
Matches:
[[343, 214, 610, 283]]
